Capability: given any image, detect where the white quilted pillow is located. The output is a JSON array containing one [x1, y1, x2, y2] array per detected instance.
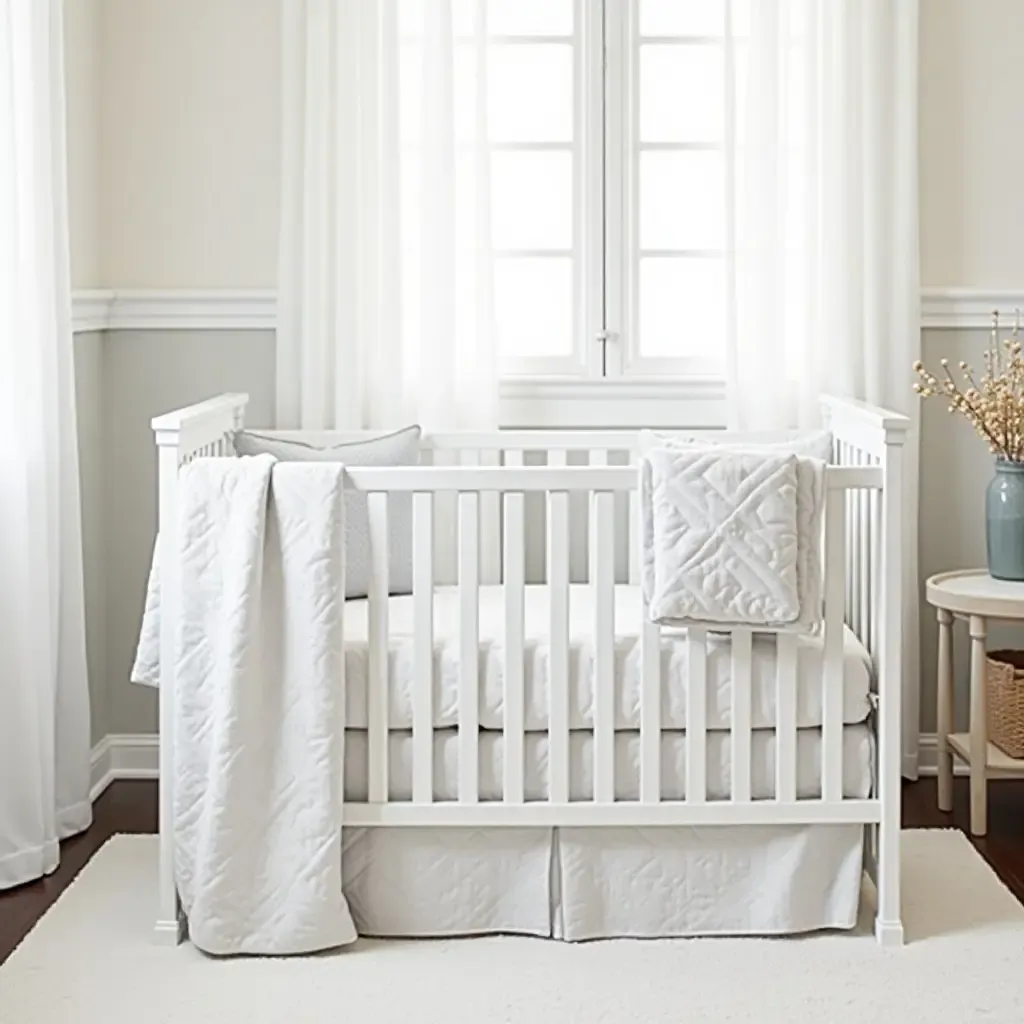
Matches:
[[638, 429, 829, 630], [232, 425, 422, 599]]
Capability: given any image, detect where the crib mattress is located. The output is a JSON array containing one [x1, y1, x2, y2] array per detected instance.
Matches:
[[340, 584, 873, 733], [341, 725, 873, 802]]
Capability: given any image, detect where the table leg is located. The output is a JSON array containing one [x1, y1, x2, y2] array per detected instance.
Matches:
[[936, 608, 955, 812], [969, 615, 988, 836]]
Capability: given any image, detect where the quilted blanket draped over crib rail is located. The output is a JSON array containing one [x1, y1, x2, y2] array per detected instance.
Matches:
[[132, 454, 357, 956]]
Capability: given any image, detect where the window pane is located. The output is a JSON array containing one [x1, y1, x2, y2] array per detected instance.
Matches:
[[639, 151, 724, 250], [638, 258, 725, 358], [399, 0, 475, 37], [640, 44, 724, 143], [489, 45, 573, 142], [401, 0, 575, 37], [489, 0, 573, 35], [492, 152, 573, 250], [496, 258, 573, 357], [640, 0, 724, 36]]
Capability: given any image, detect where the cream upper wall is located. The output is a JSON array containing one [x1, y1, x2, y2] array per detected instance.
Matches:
[[919, 0, 1024, 288], [98, 0, 281, 288], [64, 0, 101, 289], [74, 0, 1023, 291]]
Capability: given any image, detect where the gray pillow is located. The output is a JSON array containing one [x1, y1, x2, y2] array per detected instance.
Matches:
[[232, 425, 422, 598]]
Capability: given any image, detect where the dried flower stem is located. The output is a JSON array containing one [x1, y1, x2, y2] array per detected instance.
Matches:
[[914, 311, 1024, 462]]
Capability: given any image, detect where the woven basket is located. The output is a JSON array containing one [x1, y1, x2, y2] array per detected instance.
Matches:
[[986, 650, 1024, 758]]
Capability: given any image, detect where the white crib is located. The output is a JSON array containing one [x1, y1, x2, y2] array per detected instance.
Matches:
[[149, 393, 908, 947]]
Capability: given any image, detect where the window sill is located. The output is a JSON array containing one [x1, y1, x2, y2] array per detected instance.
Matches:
[[498, 376, 727, 429]]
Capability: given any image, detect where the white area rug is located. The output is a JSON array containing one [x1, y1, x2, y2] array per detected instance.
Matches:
[[2, 831, 1024, 1023]]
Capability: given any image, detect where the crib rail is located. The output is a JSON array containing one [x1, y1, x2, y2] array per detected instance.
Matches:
[[339, 461, 882, 827]]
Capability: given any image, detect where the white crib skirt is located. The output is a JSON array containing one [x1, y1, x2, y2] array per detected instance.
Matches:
[[341, 823, 864, 940]]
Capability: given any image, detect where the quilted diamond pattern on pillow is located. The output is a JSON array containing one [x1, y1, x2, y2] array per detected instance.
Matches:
[[646, 448, 802, 625]]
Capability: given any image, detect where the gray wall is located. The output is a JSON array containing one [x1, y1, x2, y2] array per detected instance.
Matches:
[[74, 326, 1019, 743], [74, 330, 107, 744], [75, 330, 275, 738]]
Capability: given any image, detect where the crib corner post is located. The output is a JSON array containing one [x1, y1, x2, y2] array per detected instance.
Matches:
[[875, 430, 906, 948], [230, 392, 249, 433], [154, 432, 185, 946]]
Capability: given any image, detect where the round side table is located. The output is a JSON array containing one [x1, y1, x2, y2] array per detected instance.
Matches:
[[925, 569, 1024, 836]]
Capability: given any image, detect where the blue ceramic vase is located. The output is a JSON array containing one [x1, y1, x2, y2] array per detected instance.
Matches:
[[986, 459, 1024, 581]]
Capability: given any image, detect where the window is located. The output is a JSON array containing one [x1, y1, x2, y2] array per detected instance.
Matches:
[[404, 0, 732, 382]]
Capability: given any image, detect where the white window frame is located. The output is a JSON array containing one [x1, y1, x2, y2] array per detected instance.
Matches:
[[499, 0, 727, 428]]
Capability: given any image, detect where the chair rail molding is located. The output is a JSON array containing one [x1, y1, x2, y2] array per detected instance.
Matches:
[[72, 287, 1024, 335], [72, 289, 277, 333], [920, 288, 1024, 330]]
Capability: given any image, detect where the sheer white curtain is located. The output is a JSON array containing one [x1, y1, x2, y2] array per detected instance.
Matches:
[[277, 0, 499, 431], [0, 0, 92, 888], [723, 0, 921, 775]]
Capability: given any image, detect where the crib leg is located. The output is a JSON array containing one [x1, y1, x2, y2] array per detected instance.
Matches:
[[155, 773, 185, 945], [155, 661, 184, 945], [874, 819, 904, 947]]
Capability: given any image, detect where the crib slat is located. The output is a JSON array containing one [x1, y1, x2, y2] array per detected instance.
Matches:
[[731, 628, 753, 802], [593, 491, 615, 803], [640, 617, 661, 804], [775, 632, 799, 802], [367, 492, 390, 803], [845, 448, 854, 628], [548, 490, 570, 803], [858, 452, 871, 647], [547, 448, 567, 469], [476, 449, 502, 585], [503, 490, 526, 804], [588, 449, 608, 588], [628, 475, 641, 586], [849, 450, 860, 637], [412, 492, 434, 804], [459, 491, 480, 804], [686, 627, 708, 803], [868, 472, 879, 658], [823, 488, 846, 802], [503, 449, 524, 468]]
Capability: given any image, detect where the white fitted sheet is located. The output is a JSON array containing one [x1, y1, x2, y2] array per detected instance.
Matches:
[[342, 726, 873, 802], [341, 584, 873, 732]]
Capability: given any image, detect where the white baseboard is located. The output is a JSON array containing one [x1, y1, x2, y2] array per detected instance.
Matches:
[[88, 731, 966, 803], [916, 734, 970, 778], [90, 734, 159, 801]]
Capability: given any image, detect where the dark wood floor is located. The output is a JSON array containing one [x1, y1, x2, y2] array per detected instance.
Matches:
[[1, 777, 1022, 966]]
